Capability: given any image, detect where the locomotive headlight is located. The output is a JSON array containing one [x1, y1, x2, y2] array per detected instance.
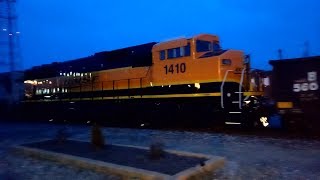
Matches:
[[194, 83, 200, 89], [260, 116, 269, 127]]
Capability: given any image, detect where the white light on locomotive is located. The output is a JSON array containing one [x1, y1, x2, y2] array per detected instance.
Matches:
[[188, 85, 191, 87], [195, 83, 200, 89]]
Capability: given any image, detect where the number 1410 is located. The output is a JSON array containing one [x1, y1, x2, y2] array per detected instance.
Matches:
[[164, 63, 186, 74]]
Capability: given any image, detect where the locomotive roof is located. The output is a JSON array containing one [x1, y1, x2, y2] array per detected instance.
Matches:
[[24, 42, 156, 80]]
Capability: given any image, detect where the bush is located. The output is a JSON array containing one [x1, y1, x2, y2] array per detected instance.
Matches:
[[91, 123, 105, 149], [149, 142, 165, 159], [55, 127, 69, 144]]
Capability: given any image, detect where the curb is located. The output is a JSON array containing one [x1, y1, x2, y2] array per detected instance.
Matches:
[[12, 141, 225, 180]]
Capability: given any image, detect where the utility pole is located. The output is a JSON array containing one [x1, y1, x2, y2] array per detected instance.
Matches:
[[0, 0, 22, 107]]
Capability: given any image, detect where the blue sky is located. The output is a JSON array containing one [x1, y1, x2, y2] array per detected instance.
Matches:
[[16, 0, 320, 70]]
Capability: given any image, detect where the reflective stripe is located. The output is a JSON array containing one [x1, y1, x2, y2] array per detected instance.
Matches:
[[23, 92, 222, 102], [225, 122, 241, 125]]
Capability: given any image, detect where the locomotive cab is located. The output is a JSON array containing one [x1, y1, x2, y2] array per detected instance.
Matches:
[[150, 34, 246, 87]]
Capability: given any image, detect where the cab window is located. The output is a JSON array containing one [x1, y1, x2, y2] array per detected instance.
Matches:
[[213, 42, 221, 52], [196, 40, 212, 52]]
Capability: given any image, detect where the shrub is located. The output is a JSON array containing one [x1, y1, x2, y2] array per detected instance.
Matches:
[[91, 123, 105, 149], [55, 127, 69, 144], [149, 142, 165, 159]]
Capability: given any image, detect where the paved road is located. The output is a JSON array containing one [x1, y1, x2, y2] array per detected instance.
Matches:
[[0, 122, 319, 179]]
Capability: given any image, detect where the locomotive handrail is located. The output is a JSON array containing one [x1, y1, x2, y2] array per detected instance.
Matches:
[[220, 70, 233, 109], [239, 68, 246, 109]]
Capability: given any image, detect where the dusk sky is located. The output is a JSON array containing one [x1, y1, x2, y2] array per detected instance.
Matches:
[[17, 0, 320, 70]]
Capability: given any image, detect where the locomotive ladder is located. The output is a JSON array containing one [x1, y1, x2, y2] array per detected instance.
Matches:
[[220, 68, 246, 123]]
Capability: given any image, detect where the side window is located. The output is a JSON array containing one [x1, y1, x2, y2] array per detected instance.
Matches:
[[174, 47, 181, 58], [196, 40, 212, 52], [180, 47, 185, 56], [168, 48, 181, 59], [165, 43, 191, 60], [167, 49, 174, 59], [160, 50, 166, 60], [184, 43, 191, 56]]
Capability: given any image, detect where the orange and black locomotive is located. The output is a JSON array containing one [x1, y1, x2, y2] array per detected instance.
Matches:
[[23, 34, 264, 127]]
